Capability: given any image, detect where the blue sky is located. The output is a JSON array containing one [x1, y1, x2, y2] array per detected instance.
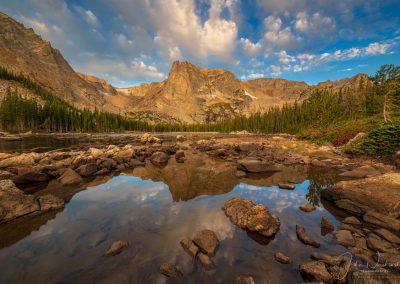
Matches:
[[2, 0, 400, 87]]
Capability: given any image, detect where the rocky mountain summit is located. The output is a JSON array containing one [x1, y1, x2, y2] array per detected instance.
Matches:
[[0, 12, 370, 124]]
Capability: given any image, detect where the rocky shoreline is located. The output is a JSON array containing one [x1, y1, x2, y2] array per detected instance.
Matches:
[[0, 133, 399, 283]]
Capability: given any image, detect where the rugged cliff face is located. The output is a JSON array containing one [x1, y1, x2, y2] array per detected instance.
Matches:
[[0, 12, 371, 124], [0, 12, 122, 113]]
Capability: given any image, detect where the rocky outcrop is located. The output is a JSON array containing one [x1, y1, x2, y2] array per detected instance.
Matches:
[[0, 180, 63, 223], [0, 179, 40, 223], [223, 197, 280, 237], [322, 173, 400, 217], [0, 12, 122, 113], [150, 152, 170, 167]]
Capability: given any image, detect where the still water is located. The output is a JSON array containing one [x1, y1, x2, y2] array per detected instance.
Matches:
[[0, 155, 349, 284]]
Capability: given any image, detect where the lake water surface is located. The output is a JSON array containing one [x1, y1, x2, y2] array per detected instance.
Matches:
[[0, 154, 350, 284]]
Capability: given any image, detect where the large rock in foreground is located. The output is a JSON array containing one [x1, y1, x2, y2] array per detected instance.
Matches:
[[222, 197, 280, 237], [0, 179, 40, 223], [321, 173, 400, 218]]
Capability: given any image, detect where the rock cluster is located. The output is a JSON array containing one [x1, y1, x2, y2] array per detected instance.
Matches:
[[222, 197, 280, 237], [0, 179, 64, 223]]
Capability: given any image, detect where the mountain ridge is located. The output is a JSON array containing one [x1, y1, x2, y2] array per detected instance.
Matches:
[[0, 12, 370, 124]]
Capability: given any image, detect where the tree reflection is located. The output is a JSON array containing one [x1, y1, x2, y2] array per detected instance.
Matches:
[[306, 167, 339, 206]]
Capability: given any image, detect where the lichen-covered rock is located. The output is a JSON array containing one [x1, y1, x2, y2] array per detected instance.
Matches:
[[0, 179, 40, 223], [223, 197, 280, 237], [193, 229, 219, 256]]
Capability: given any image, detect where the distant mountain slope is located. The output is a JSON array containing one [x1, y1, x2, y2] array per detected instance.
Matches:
[[0, 12, 123, 113]]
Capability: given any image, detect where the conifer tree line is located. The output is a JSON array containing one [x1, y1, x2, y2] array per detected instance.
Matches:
[[0, 64, 399, 134], [0, 67, 150, 133]]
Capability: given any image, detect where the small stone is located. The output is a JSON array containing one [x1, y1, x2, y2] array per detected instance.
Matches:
[[299, 203, 316, 212], [336, 230, 356, 247], [343, 216, 361, 225], [197, 252, 215, 270], [321, 216, 334, 231], [296, 225, 320, 247], [278, 183, 295, 190], [180, 238, 199, 258], [235, 275, 256, 284], [274, 252, 291, 264], [193, 229, 219, 256], [105, 240, 129, 256], [159, 263, 182, 278]]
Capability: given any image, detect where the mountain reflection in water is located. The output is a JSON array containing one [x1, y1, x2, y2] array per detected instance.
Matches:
[[0, 153, 346, 284]]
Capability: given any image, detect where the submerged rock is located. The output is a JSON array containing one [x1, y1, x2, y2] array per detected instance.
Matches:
[[0, 179, 40, 223], [235, 275, 256, 284], [278, 183, 295, 190], [223, 197, 280, 237], [237, 158, 281, 173], [321, 216, 335, 232], [193, 229, 219, 256], [197, 252, 215, 270], [274, 252, 292, 264], [57, 168, 83, 185], [38, 195, 64, 211], [159, 263, 182, 278], [296, 225, 320, 247], [105, 240, 129, 256], [299, 203, 316, 212]]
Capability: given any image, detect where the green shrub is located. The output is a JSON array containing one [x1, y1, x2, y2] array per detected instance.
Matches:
[[356, 121, 400, 155]]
